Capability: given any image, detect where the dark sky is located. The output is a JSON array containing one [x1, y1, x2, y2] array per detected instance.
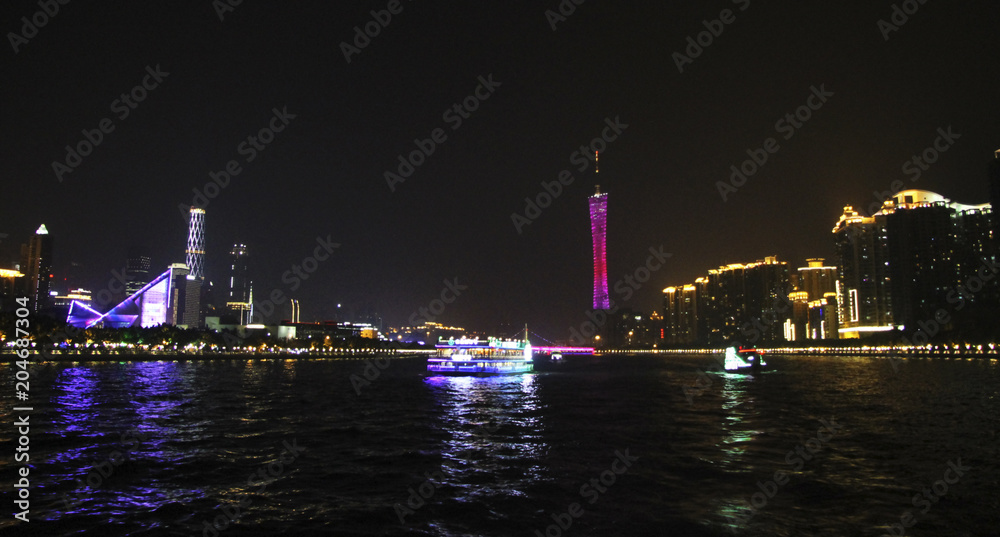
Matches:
[[2, 1, 998, 340]]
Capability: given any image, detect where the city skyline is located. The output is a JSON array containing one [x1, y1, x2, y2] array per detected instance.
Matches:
[[2, 1, 999, 338]]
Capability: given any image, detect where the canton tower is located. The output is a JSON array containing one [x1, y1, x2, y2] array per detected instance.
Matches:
[[589, 152, 609, 310]]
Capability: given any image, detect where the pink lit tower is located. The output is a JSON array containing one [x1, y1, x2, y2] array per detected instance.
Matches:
[[589, 151, 610, 310]]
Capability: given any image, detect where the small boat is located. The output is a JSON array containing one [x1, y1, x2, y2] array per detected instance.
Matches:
[[426, 328, 533, 376], [723, 346, 768, 373]]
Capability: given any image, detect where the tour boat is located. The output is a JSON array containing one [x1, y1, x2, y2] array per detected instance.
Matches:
[[426, 331, 533, 376], [723, 346, 768, 373]]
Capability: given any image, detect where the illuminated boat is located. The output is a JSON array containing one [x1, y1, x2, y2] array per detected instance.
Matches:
[[427, 334, 533, 376], [723, 346, 768, 373]]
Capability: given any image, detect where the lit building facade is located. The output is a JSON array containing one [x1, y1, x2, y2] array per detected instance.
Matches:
[[663, 283, 699, 345], [185, 207, 206, 281], [807, 293, 839, 340], [662, 257, 790, 346], [0, 268, 25, 312], [67, 264, 201, 329], [125, 247, 152, 296], [990, 149, 1000, 240], [832, 206, 893, 338], [798, 258, 838, 302], [833, 189, 995, 338], [19, 224, 53, 312], [226, 244, 253, 324], [882, 190, 994, 329]]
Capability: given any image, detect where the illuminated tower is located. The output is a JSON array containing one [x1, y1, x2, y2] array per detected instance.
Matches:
[[185, 207, 206, 281], [19, 224, 53, 312], [227, 244, 252, 324], [589, 152, 610, 310]]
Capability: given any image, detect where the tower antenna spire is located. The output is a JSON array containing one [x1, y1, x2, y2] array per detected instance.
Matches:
[[594, 151, 601, 195]]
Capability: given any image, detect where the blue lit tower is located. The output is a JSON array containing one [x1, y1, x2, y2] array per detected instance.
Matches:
[[185, 207, 206, 281], [589, 152, 610, 310]]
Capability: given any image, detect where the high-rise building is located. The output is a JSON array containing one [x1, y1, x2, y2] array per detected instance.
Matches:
[[881, 190, 993, 329], [989, 150, 1000, 240], [125, 247, 152, 296], [663, 283, 699, 345], [833, 190, 994, 338], [227, 244, 252, 325], [808, 293, 840, 340], [19, 224, 53, 312], [664, 257, 789, 346], [832, 206, 893, 338], [785, 291, 810, 342], [589, 184, 609, 310], [797, 258, 838, 302], [185, 207, 206, 281]]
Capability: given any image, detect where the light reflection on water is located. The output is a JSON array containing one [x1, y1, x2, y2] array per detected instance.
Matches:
[[425, 374, 550, 501], [0, 355, 996, 536]]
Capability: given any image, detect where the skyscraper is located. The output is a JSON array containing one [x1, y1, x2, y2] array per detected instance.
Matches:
[[589, 180, 609, 311], [833, 190, 994, 338], [881, 190, 992, 329], [663, 283, 699, 345], [833, 206, 893, 338], [989, 149, 1000, 240], [185, 207, 206, 281], [19, 224, 53, 312], [125, 246, 152, 296], [797, 258, 838, 302], [227, 243, 252, 324], [663, 257, 789, 346]]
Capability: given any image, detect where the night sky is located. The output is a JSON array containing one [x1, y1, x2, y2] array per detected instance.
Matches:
[[2, 1, 998, 339]]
